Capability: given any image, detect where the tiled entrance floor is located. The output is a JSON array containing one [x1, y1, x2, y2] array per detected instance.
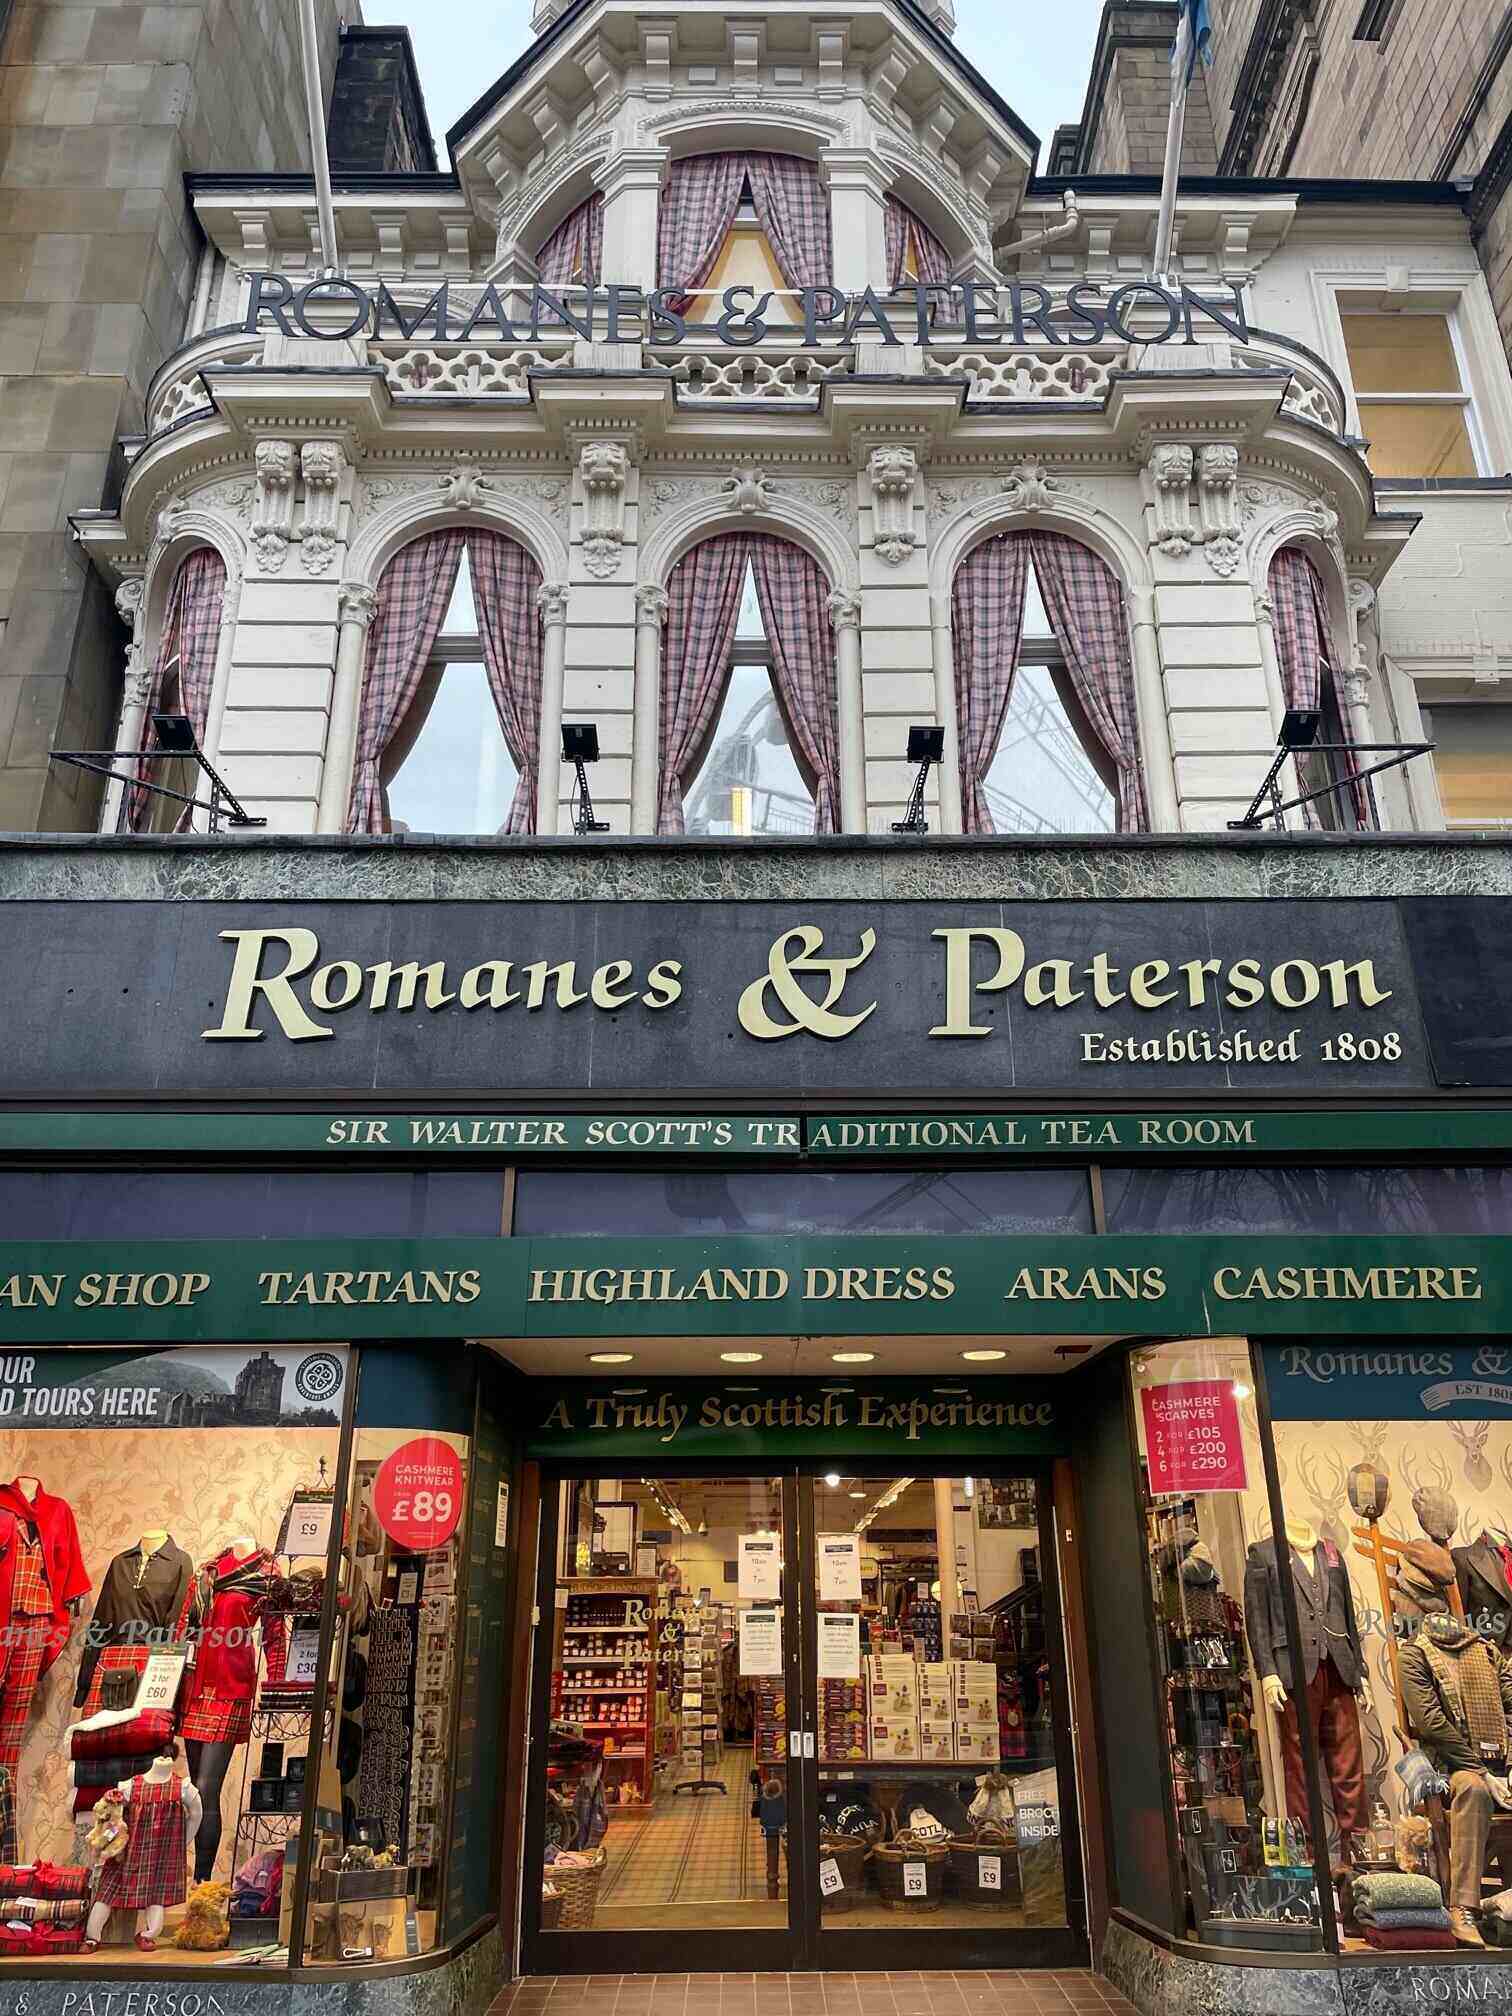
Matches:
[[491, 1974, 1136, 2016]]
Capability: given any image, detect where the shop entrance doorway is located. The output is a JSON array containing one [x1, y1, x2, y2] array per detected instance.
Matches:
[[521, 1465, 1084, 1974]]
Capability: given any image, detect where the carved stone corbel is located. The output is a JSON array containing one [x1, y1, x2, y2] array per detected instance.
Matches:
[[866, 446, 919, 566], [722, 465, 773, 515], [249, 440, 297, 572], [1145, 442, 1195, 557], [579, 440, 630, 579], [299, 439, 345, 576]]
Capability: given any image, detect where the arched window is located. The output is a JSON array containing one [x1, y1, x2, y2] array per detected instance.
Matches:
[[535, 193, 604, 286], [952, 531, 1146, 833], [127, 547, 225, 832], [1268, 546, 1372, 829], [658, 531, 839, 834], [348, 530, 544, 836], [884, 194, 953, 293], [658, 153, 831, 321]]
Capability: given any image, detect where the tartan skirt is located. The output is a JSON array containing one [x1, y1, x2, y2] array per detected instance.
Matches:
[[93, 1777, 187, 1910], [178, 1692, 253, 1745], [79, 1646, 149, 1718]]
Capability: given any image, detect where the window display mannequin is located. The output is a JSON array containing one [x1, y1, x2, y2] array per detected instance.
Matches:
[[75, 1530, 193, 1713], [0, 1476, 89, 1772], [82, 1745, 201, 1951], [1399, 1593, 1512, 1948], [1453, 1530, 1512, 1653], [182, 1536, 277, 1881], [1244, 1517, 1368, 1855]]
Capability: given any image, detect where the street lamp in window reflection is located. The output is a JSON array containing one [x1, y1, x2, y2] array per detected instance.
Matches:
[[562, 722, 609, 835], [891, 725, 945, 835]]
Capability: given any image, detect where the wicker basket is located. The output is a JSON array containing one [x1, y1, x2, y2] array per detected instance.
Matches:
[[550, 1849, 607, 1930], [817, 1832, 871, 1912], [541, 1885, 563, 1931], [946, 1823, 1022, 1906], [869, 1831, 949, 1911]]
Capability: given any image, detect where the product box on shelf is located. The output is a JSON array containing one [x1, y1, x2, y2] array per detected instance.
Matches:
[[919, 1722, 957, 1763], [919, 1663, 954, 1721], [870, 1714, 921, 1761], [954, 1726, 1001, 1764], [952, 1661, 997, 1726]]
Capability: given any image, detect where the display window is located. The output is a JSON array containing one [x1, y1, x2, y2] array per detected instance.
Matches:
[[1129, 1338, 1328, 1953], [1264, 1340, 1512, 1957], [526, 1463, 1080, 1970], [0, 1345, 346, 1966]]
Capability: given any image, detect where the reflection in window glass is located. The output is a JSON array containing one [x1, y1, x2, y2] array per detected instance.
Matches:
[[514, 1168, 1094, 1236], [686, 567, 814, 837], [1131, 1339, 1323, 1951], [0, 1170, 508, 1239], [1103, 1165, 1512, 1235], [385, 662, 517, 836], [1341, 312, 1478, 479], [984, 566, 1114, 836], [811, 1474, 1068, 1932]]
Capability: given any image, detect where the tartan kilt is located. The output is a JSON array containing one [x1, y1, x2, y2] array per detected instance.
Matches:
[[93, 1778, 187, 1910], [178, 1692, 252, 1745]]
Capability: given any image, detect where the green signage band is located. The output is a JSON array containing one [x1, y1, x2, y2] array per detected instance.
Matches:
[[1, 1233, 1510, 1343], [4, 1107, 1512, 1159]]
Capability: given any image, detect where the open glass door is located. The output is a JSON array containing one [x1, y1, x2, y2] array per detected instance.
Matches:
[[800, 1469, 1085, 1968], [523, 1470, 805, 1974]]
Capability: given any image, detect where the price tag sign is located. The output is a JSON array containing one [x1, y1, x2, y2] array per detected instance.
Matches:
[[134, 1647, 187, 1713], [283, 1495, 335, 1559], [1139, 1381, 1248, 1494], [977, 1856, 1002, 1891], [288, 1625, 320, 1686], [902, 1861, 927, 1898], [819, 1857, 844, 1897], [374, 1437, 465, 1552]]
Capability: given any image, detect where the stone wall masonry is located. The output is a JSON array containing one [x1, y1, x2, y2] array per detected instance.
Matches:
[[0, 0, 356, 835]]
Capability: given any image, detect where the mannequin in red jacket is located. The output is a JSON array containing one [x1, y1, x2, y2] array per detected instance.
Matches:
[[0, 1479, 90, 1771]]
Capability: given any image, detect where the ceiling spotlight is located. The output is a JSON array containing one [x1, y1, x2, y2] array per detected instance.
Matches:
[[721, 1351, 764, 1364], [589, 1351, 635, 1365], [824, 1472, 841, 1489], [961, 1349, 1007, 1362], [831, 1351, 875, 1364], [1232, 1381, 1253, 1401], [849, 1490, 866, 1500]]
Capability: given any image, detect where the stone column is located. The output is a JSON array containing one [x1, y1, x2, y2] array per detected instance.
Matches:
[[821, 151, 892, 298], [929, 586, 964, 834], [1128, 586, 1179, 832], [829, 588, 866, 831], [536, 580, 571, 835], [100, 576, 148, 833], [594, 147, 668, 294], [315, 583, 379, 834], [631, 584, 668, 833]]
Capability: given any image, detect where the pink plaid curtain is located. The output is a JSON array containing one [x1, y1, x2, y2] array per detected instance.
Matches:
[[657, 533, 751, 834], [746, 153, 832, 290], [536, 193, 604, 284], [1027, 531, 1149, 833], [468, 531, 545, 835], [885, 195, 953, 290], [657, 154, 747, 313], [1269, 545, 1372, 827], [346, 529, 465, 834], [128, 547, 226, 831], [951, 533, 1031, 835], [749, 533, 841, 832]]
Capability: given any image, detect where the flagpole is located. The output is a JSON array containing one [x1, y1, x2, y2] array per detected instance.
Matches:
[[1152, 7, 1192, 288], [297, 0, 340, 276]]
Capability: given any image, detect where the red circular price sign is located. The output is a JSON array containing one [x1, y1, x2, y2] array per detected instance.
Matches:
[[373, 1437, 464, 1552]]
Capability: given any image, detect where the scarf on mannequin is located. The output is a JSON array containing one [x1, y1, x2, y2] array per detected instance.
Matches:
[[1420, 1614, 1510, 1759]]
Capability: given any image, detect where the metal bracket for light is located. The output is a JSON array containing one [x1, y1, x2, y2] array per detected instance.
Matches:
[[1226, 710, 1433, 832], [891, 725, 945, 835], [562, 722, 609, 835], [50, 711, 266, 833]]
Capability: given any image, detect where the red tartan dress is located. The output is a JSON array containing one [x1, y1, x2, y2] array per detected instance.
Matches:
[[93, 1775, 187, 1910], [178, 1548, 276, 1746]]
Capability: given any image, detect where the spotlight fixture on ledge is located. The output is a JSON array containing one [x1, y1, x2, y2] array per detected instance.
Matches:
[[1227, 706, 1431, 832], [562, 721, 609, 836], [50, 688, 266, 833], [891, 724, 945, 835]]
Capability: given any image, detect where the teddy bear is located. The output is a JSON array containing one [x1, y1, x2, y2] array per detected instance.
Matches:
[[85, 1790, 127, 1863], [1395, 1813, 1435, 1876], [172, 1881, 232, 1951]]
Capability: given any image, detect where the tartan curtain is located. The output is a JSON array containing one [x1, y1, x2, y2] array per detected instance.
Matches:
[[749, 533, 841, 832], [657, 532, 751, 834], [884, 194, 954, 290], [1027, 530, 1149, 833], [536, 192, 604, 284], [657, 153, 748, 313], [951, 532, 1031, 835], [746, 153, 832, 290], [128, 547, 226, 832], [346, 529, 465, 834], [1268, 545, 1372, 828], [468, 530, 545, 835]]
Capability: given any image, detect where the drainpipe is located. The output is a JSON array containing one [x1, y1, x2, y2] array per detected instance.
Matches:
[[994, 189, 1081, 265]]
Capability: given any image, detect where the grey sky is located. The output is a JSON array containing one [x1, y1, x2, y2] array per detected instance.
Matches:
[[373, 0, 1110, 165]]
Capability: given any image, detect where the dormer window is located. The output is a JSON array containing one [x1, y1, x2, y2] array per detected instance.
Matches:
[[658, 153, 831, 326]]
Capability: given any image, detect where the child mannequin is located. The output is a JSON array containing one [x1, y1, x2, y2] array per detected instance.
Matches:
[[83, 1746, 201, 1951]]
